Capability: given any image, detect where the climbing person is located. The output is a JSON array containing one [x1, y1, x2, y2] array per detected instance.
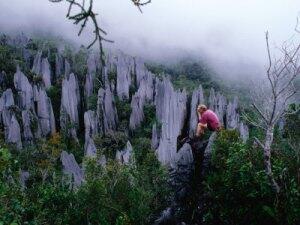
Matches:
[[196, 104, 220, 137], [177, 104, 220, 151]]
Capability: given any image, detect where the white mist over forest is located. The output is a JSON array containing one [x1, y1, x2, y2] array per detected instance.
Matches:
[[1, 0, 300, 80]]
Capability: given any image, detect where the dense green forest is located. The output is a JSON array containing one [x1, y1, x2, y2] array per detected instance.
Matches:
[[0, 35, 299, 225]]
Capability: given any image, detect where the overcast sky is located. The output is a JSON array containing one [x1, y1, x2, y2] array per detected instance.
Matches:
[[1, 0, 300, 79]]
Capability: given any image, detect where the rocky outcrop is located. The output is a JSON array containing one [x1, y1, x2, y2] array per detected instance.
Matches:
[[35, 86, 56, 137], [21, 110, 34, 142], [116, 141, 133, 164], [208, 88, 226, 125], [129, 92, 144, 130], [32, 51, 52, 88], [41, 58, 51, 89], [97, 85, 118, 134], [31, 51, 42, 75], [0, 89, 22, 148], [116, 54, 134, 99], [239, 122, 249, 143], [129, 70, 154, 130], [175, 143, 194, 169], [84, 73, 94, 102], [0, 88, 14, 110], [226, 97, 239, 129], [201, 132, 217, 176], [155, 77, 188, 166], [189, 85, 204, 137], [14, 67, 33, 110], [60, 73, 80, 140], [84, 110, 99, 157], [134, 58, 147, 87], [7, 114, 22, 149], [61, 151, 84, 188]]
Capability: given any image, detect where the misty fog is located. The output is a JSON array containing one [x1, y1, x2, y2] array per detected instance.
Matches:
[[1, 0, 300, 80]]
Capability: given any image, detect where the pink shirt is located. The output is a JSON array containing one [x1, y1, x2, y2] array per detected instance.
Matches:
[[199, 109, 220, 131]]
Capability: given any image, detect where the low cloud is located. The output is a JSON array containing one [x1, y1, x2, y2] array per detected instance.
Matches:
[[1, 0, 300, 80]]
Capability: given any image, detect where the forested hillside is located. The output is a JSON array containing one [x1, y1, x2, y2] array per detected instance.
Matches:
[[0, 34, 299, 225]]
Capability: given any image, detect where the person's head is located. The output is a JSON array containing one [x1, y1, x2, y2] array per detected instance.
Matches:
[[197, 104, 207, 115]]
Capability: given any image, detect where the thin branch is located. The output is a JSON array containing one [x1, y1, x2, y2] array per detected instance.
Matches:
[[254, 137, 265, 149], [49, 0, 150, 67], [251, 103, 268, 123]]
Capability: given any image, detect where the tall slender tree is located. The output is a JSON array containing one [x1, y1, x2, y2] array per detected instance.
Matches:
[[244, 27, 300, 193]]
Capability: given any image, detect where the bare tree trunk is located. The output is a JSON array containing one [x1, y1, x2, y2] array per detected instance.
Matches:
[[263, 126, 280, 193]]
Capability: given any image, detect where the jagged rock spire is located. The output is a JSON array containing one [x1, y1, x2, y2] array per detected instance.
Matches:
[[116, 141, 133, 164], [61, 151, 84, 188], [189, 85, 204, 137], [226, 96, 239, 129], [14, 66, 34, 110], [84, 110, 99, 157], [60, 73, 80, 141], [97, 85, 118, 135], [116, 53, 134, 100], [35, 86, 56, 137], [32, 51, 52, 89], [155, 77, 188, 166], [0, 89, 22, 149], [41, 58, 51, 89]]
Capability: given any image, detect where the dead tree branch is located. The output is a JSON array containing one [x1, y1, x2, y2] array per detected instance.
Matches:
[[49, 0, 150, 66], [247, 28, 300, 194]]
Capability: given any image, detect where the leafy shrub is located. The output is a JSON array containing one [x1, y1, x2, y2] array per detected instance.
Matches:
[[94, 131, 128, 159], [203, 130, 300, 225], [0, 135, 169, 225], [86, 93, 98, 111]]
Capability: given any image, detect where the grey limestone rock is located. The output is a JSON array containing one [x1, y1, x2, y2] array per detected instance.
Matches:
[[84, 110, 99, 157], [14, 67, 33, 110], [41, 58, 51, 89], [226, 97, 239, 129], [0, 89, 22, 148], [32, 51, 42, 75], [116, 54, 134, 99], [201, 132, 217, 176], [21, 110, 34, 142], [129, 70, 154, 130], [60, 73, 80, 140], [0, 89, 15, 111], [35, 87, 56, 136], [61, 151, 84, 188], [155, 77, 188, 166], [97, 85, 118, 134], [175, 143, 194, 168], [116, 141, 133, 164], [129, 91, 145, 130], [7, 114, 22, 149], [189, 85, 204, 137]]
